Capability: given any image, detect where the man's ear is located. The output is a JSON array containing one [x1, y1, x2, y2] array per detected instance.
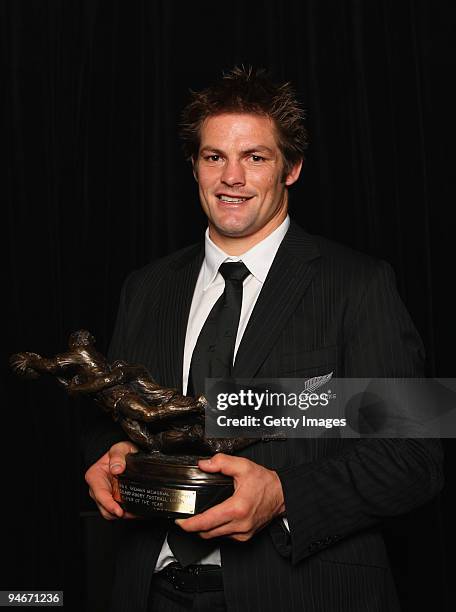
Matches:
[[192, 156, 199, 183], [284, 159, 303, 187]]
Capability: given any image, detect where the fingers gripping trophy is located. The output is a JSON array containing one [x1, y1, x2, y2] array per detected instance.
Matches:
[[10, 330, 255, 517]]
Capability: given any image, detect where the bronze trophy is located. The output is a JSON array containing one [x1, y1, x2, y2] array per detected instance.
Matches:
[[10, 331, 254, 518]]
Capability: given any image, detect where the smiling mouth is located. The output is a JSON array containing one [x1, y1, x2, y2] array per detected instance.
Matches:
[[217, 195, 253, 203]]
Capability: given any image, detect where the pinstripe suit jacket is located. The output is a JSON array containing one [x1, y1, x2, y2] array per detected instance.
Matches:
[[83, 220, 443, 612]]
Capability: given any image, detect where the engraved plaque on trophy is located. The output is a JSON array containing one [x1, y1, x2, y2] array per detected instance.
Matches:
[[112, 452, 234, 518]]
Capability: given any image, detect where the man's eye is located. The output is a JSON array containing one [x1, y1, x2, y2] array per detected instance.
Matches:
[[206, 155, 221, 162], [251, 155, 265, 162]]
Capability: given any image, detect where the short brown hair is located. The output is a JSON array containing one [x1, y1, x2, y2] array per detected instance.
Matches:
[[180, 66, 309, 176]]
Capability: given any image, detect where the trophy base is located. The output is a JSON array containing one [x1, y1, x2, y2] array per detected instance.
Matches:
[[112, 451, 234, 518]]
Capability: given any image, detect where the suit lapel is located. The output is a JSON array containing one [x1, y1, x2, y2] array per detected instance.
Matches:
[[156, 243, 204, 390], [233, 222, 321, 379]]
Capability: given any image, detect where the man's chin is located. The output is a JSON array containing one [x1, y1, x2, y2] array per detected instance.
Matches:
[[211, 222, 253, 239]]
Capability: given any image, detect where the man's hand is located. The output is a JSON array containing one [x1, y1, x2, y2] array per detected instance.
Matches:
[[175, 453, 285, 542], [84, 441, 139, 520]]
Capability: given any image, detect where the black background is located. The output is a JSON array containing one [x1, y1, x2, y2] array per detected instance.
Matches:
[[2, 1, 455, 610]]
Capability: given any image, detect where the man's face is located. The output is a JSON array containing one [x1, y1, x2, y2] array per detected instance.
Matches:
[[193, 113, 302, 248]]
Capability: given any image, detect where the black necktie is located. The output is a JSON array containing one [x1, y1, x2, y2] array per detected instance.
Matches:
[[168, 261, 250, 567], [188, 261, 251, 397]]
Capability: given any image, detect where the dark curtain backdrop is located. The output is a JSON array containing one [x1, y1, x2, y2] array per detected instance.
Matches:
[[2, 1, 455, 610]]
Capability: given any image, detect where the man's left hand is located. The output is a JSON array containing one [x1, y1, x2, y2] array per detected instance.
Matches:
[[175, 453, 285, 542]]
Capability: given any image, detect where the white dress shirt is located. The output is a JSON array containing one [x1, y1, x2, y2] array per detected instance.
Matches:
[[155, 215, 290, 572]]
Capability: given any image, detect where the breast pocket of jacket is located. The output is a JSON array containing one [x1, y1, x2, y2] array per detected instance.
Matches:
[[279, 344, 339, 377]]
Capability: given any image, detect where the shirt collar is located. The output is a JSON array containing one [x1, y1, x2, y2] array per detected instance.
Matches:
[[202, 215, 290, 290]]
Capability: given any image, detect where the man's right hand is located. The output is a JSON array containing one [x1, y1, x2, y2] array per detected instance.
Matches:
[[85, 441, 139, 520]]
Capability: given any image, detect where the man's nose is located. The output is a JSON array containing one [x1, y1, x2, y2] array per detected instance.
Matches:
[[220, 160, 245, 186]]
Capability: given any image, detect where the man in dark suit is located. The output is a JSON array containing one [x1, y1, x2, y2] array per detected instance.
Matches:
[[83, 67, 443, 612]]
